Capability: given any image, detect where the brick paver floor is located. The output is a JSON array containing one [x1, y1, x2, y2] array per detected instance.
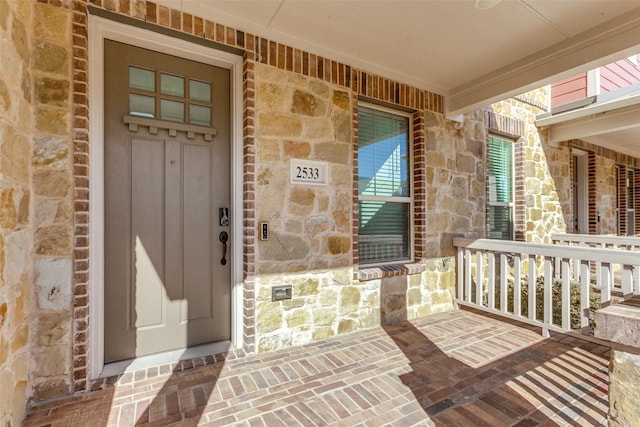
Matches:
[[24, 308, 610, 426]]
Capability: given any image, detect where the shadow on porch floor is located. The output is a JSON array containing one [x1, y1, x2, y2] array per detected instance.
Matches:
[[24, 308, 610, 426]]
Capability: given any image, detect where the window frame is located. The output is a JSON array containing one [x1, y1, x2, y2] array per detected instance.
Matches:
[[357, 102, 415, 266], [487, 134, 515, 240]]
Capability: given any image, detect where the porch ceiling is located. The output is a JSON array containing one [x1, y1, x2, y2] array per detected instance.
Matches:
[[156, 0, 640, 117]]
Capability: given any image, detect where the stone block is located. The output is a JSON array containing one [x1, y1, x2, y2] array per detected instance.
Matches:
[[291, 89, 324, 117], [294, 277, 319, 297], [283, 140, 311, 158], [0, 125, 29, 183], [595, 302, 640, 348], [337, 319, 358, 334], [32, 378, 71, 402], [35, 107, 69, 135], [285, 308, 311, 328], [34, 3, 70, 44], [35, 257, 72, 310], [32, 136, 69, 167], [339, 286, 360, 315], [34, 226, 71, 256], [304, 117, 332, 140], [312, 307, 336, 326], [332, 91, 350, 110], [258, 112, 302, 137], [11, 15, 28, 64], [315, 141, 350, 164], [257, 82, 285, 110], [4, 229, 30, 283], [255, 302, 283, 333], [332, 110, 352, 143], [326, 235, 350, 255], [32, 40, 69, 74], [33, 311, 71, 346], [36, 78, 70, 108]]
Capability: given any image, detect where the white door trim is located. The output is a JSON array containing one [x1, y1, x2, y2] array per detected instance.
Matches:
[[88, 15, 244, 380], [571, 148, 589, 234]]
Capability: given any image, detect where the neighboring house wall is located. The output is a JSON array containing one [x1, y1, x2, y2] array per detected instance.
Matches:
[[551, 56, 640, 108], [600, 56, 640, 93], [550, 73, 587, 108]]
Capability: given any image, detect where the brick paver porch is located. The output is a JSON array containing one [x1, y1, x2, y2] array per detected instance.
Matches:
[[24, 308, 610, 426]]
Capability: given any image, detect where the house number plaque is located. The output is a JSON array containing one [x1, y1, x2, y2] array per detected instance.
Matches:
[[290, 159, 328, 186]]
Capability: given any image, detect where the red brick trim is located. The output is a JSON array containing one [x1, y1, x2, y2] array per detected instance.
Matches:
[[588, 151, 597, 234]]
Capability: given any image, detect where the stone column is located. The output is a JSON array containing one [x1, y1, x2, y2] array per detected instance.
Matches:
[[594, 297, 640, 427]]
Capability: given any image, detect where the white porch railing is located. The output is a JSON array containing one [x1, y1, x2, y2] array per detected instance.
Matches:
[[453, 237, 640, 337], [552, 233, 640, 295]]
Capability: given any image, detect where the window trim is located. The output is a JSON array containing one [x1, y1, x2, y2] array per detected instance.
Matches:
[[487, 134, 516, 240], [357, 101, 415, 266]]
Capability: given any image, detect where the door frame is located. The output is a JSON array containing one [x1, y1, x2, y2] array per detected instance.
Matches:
[[88, 14, 244, 379], [571, 148, 589, 234]]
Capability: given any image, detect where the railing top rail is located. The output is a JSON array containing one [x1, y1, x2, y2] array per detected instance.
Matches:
[[453, 237, 640, 264], [551, 233, 640, 246]]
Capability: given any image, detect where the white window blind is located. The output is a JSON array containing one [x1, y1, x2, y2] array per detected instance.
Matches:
[[358, 105, 411, 264], [487, 136, 514, 240]]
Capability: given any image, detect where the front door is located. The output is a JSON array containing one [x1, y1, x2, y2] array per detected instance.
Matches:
[[104, 40, 231, 362]]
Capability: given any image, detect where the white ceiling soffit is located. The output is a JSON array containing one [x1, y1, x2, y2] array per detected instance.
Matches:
[[154, 1, 640, 116]]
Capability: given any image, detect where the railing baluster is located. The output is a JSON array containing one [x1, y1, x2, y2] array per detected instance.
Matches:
[[580, 259, 590, 332], [543, 256, 552, 337], [528, 255, 536, 321], [601, 262, 612, 306], [464, 248, 472, 303], [457, 246, 464, 302], [513, 254, 522, 317], [561, 258, 570, 330], [500, 253, 508, 313], [475, 249, 483, 306], [487, 252, 495, 310], [621, 265, 633, 296], [634, 265, 640, 295]]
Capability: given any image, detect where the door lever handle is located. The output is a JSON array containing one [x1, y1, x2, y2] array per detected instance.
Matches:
[[219, 231, 228, 265]]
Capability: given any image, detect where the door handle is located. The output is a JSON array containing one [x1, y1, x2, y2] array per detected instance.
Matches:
[[219, 231, 228, 265]]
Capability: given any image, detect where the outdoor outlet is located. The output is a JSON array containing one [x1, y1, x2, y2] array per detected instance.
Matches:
[[272, 285, 292, 301]]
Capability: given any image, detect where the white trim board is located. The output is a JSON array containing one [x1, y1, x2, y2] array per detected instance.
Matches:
[[88, 14, 244, 380]]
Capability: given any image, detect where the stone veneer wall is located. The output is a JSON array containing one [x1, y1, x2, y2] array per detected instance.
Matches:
[[0, 1, 33, 423], [1, 0, 74, 421], [491, 90, 568, 243]]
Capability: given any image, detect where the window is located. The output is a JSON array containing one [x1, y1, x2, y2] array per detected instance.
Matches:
[[487, 135, 514, 240], [358, 104, 412, 265], [128, 66, 213, 126]]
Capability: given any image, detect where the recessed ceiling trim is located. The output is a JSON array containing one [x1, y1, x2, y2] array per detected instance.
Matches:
[[447, 7, 640, 117]]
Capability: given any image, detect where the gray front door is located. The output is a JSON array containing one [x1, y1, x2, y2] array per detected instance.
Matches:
[[104, 40, 231, 362]]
